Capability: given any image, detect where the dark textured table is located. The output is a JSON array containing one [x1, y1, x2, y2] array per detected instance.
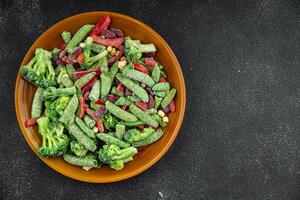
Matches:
[[1, 0, 299, 199]]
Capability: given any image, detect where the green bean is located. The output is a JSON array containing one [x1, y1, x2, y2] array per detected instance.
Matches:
[[114, 124, 125, 140], [59, 95, 79, 124], [145, 108, 157, 115], [63, 154, 99, 167], [66, 24, 94, 52], [98, 56, 108, 73], [83, 114, 95, 128], [127, 95, 141, 102], [116, 73, 149, 102], [157, 63, 164, 70], [153, 114, 167, 127], [90, 43, 105, 53], [152, 82, 170, 91], [132, 129, 163, 147], [121, 63, 134, 72], [124, 128, 155, 143], [66, 64, 76, 80], [108, 61, 119, 80], [129, 104, 158, 128], [89, 80, 100, 101], [160, 71, 167, 78], [161, 88, 176, 108], [74, 72, 96, 89], [100, 74, 112, 98], [122, 68, 155, 87], [68, 122, 97, 151], [96, 133, 130, 148], [31, 87, 44, 118], [114, 97, 132, 106], [75, 116, 96, 138], [151, 65, 160, 83], [154, 96, 163, 109], [153, 91, 166, 98], [118, 120, 145, 127], [90, 101, 101, 111], [61, 31, 71, 44], [111, 86, 124, 97], [106, 101, 138, 122]]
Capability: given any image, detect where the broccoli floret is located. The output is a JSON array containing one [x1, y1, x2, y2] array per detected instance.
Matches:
[[70, 140, 88, 157], [45, 96, 70, 121], [102, 113, 119, 130], [37, 117, 69, 157], [124, 37, 156, 62], [80, 50, 107, 69], [42, 86, 77, 100], [21, 48, 56, 88], [98, 144, 137, 170]]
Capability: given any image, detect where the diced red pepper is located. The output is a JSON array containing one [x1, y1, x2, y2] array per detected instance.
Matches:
[[89, 16, 111, 36], [96, 119, 105, 133], [116, 83, 124, 93], [107, 94, 117, 103], [144, 58, 157, 67], [81, 76, 97, 94], [133, 63, 149, 75], [148, 95, 154, 109], [79, 97, 85, 119], [137, 125, 144, 131], [159, 77, 167, 83], [169, 100, 176, 112], [94, 99, 105, 105], [85, 106, 97, 121], [92, 35, 123, 47], [73, 68, 101, 79], [121, 105, 128, 110], [135, 102, 148, 111], [25, 118, 37, 128], [76, 53, 85, 64], [143, 52, 155, 57], [108, 45, 125, 64], [137, 147, 145, 152], [60, 42, 67, 50], [84, 91, 90, 100]]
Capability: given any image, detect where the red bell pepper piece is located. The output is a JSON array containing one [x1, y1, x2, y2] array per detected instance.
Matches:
[[116, 83, 124, 93], [135, 102, 148, 111], [121, 105, 128, 110], [137, 125, 144, 131], [85, 106, 97, 121], [94, 98, 105, 105], [143, 52, 155, 57], [133, 63, 149, 75], [159, 77, 167, 83], [79, 97, 85, 119], [76, 53, 85, 64], [137, 147, 145, 152], [169, 100, 176, 112], [73, 68, 101, 79], [108, 45, 125, 64], [92, 35, 123, 47], [25, 118, 37, 128], [89, 16, 111, 36], [96, 119, 105, 133], [144, 58, 157, 67], [81, 76, 97, 94], [60, 42, 67, 50], [83, 91, 90, 100]]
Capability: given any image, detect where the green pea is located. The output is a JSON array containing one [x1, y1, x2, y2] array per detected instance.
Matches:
[[161, 88, 176, 108]]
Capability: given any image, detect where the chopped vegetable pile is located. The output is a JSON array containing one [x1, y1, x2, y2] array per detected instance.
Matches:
[[22, 15, 176, 171]]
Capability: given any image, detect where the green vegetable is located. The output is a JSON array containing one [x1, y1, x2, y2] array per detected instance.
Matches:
[[42, 86, 77, 100], [152, 82, 170, 91], [75, 116, 96, 138], [70, 140, 88, 157], [160, 71, 167, 78], [116, 73, 148, 102], [124, 37, 156, 61], [31, 87, 44, 118], [124, 128, 155, 143], [89, 80, 100, 101], [80, 50, 107, 69], [66, 24, 94, 52], [153, 114, 167, 127], [51, 48, 60, 57], [109, 156, 133, 171], [122, 68, 155, 87], [114, 124, 125, 140], [129, 104, 158, 128], [56, 66, 73, 87], [90, 100, 101, 111], [105, 101, 138, 122], [154, 96, 163, 109], [153, 91, 166, 98], [21, 48, 56, 88], [83, 115, 95, 128], [107, 61, 119, 80], [132, 129, 163, 147], [100, 74, 112, 99], [37, 117, 69, 157], [61, 31, 71, 44], [96, 133, 130, 148], [45, 96, 70, 121], [102, 113, 119, 130], [98, 56, 108, 73], [151, 65, 160, 83], [74, 72, 96, 89], [66, 64, 76, 80], [145, 108, 157, 115], [127, 95, 141, 102], [63, 153, 99, 168], [111, 86, 124, 97], [68, 122, 97, 152], [59, 94, 78, 124], [118, 120, 145, 127], [114, 97, 132, 106], [161, 88, 176, 108], [90, 43, 106, 53]]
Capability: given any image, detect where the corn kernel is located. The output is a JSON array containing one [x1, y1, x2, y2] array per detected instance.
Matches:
[[92, 127, 98, 133], [107, 46, 112, 52], [79, 43, 86, 48], [120, 56, 126, 61], [118, 60, 127, 69], [101, 36, 105, 39], [162, 116, 169, 123], [115, 50, 120, 55], [158, 110, 165, 117], [111, 48, 116, 55], [141, 83, 146, 88]]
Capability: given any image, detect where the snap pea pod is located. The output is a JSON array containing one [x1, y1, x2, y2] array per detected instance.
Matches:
[[90, 43, 105, 53], [114, 97, 132, 106], [74, 72, 96, 89], [161, 88, 177, 108], [127, 95, 141, 102], [83, 114, 95, 128], [96, 133, 130, 148], [118, 120, 145, 127], [132, 129, 164, 147], [51, 48, 60, 57], [153, 91, 166, 98], [66, 64, 76, 81], [153, 114, 168, 127], [122, 68, 155, 87], [31, 87, 44, 118], [63, 154, 99, 168], [100, 74, 112, 99], [154, 96, 163, 109], [69, 122, 97, 151], [42, 86, 77, 100], [160, 71, 167, 78], [114, 124, 125, 140], [105, 101, 138, 122], [111, 86, 124, 97], [129, 104, 158, 128], [59, 95, 78, 124], [75, 116, 96, 138], [66, 24, 94, 52], [145, 108, 157, 115], [61, 31, 71, 44], [151, 65, 160, 83], [107, 61, 119, 80], [98, 56, 109, 73], [124, 128, 155, 143], [152, 82, 170, 91], [116, 73, 148, 102], [89, 80, 100, 101]]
